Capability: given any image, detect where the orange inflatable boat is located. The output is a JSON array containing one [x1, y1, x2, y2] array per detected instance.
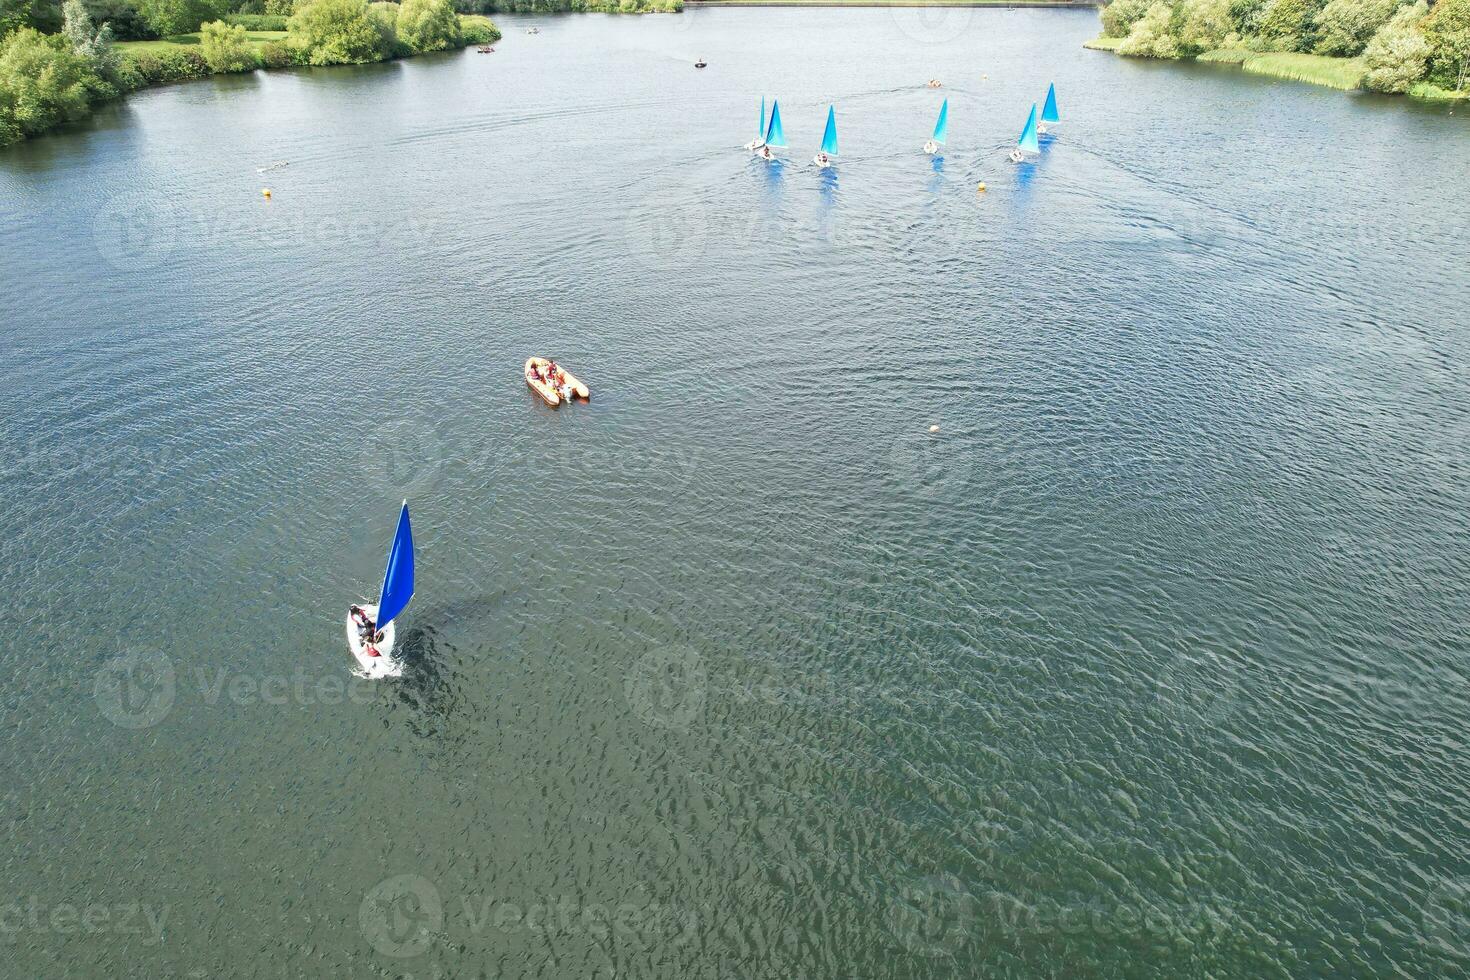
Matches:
[[525, 357, 589, 407]]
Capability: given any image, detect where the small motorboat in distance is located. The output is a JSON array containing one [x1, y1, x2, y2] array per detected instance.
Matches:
[[525, 357, 589, 407], [695, 58, 707, 68], [526, 25, 539, 34], [477, 45, 494, 53]]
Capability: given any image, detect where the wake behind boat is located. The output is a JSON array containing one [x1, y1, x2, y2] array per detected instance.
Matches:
[[347, 501, 415, 679]]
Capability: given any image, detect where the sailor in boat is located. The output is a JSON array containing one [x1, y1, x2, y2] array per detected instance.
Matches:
[[349, 605, 382, 656], [814, 151, 830, 168]]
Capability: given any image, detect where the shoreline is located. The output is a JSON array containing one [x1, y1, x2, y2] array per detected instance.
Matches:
[[1084, 35, 1468, 104], [688, 1, 1097, 6]]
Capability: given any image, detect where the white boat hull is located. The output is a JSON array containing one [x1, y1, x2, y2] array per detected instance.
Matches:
[[924, 140, 940, 155], [813, 154, 833, 169], [347, 603, 401, 678], [745, 139, 765, 152]]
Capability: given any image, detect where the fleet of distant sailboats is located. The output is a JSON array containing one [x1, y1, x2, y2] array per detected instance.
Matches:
[[746, 84, 1059, 169]]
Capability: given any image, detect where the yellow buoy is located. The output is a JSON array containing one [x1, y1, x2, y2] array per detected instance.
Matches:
[[977, 182, 987, 194], [262, 188, 272, 198]]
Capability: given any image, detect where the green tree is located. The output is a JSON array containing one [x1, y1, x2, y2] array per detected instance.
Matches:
[[1257, 0, 1317, 50], [0, 28, 107, 143], [1313, 0, 1400, 57], [137, 0, 227, 36], [1362, 0, 1430, 91], [199, 18, 257, 70], [63, 0, 120, 79], [395, 0, 458, 51], [288, 0, 390, 64], [1, 0, 65, 35], [1424, 0, 1470, 89], [1177, 0, 1233, 54], [1119, 1, 1181, 57], [1102, 0, 1154, 38], [84, 0, 157, 40]]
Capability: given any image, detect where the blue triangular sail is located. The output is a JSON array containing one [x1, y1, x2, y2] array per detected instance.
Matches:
[[1018, 104, 1039, 154], [933, 98, 949, 144], [819, 106, 838, 156], [1041, 83, 1059, 123], [765, 100, 786, 148], [376, 501, 415, 630], [758, 96, 766, 139]]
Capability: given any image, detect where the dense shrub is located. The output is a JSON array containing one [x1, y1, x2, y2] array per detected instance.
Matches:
[[199, 18, 258, 70], [1, 0, 65, 35], [367, 0, 402, 50], [225, 11, 288, 27], [396, 0, 458, 51], [0, 28, 112, 145], [457, 11, 496, 42], [258, 37, 297, 65], [288, 0, 392, 64], [1311, 0, 1398, 57], [85, 0, 158, 39], [137, 0, 231, 35], [119, 43, 208, 83], [1255, 0, 1320, 52], [1101, 0, 1153, 38], [1177, 0, 1234, 55], [263, 0, 294, 11], [1119, 2, 1181, 57], [1424, 0, 1470, 89], [1363, 0, 1430, 91]]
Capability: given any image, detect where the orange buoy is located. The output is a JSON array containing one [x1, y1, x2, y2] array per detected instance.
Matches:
[[262, 188, 272, 198]]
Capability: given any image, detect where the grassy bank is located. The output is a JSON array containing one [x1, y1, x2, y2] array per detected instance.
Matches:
[[1096, 39, 1370, 92], [118, 31, 289, 57]]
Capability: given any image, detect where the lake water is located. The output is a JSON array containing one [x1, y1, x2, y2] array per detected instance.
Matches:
[[3, 7, 1470, 976]]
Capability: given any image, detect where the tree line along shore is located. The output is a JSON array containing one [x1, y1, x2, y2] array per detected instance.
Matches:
[[0, 0, 683, 148], [1086, 0, 1469, 101]]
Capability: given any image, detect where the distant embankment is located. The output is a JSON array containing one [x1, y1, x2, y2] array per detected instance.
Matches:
[[686, 1, 1098, 7]]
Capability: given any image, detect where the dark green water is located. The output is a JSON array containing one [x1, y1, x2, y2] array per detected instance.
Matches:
[[3, 8, 1469, 977]]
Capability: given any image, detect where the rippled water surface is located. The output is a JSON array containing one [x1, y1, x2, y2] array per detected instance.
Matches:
[[3, 8, 1470, 976]]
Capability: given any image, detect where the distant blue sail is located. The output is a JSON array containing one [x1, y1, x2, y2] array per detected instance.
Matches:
[[376, 501, 415, 629], [765, 100, 787, 148], [819, 106, 838, 156], [1041, 83, 1059, 123], [1018, 103, 1039, 154], [933, 98, 949, 144], [758, 96, 766, 139]]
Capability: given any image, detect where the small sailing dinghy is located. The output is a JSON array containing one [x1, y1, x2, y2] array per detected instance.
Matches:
[[757, 100, 786, 162], [813, 106, 838, 168], [525, 357, 589, 407], [924, 98, 948, 155], [744, 96, 767, 151], [1009, 103, 1039, 163], [1039, 83, 1059, 134], [347, 501, 414, 679]]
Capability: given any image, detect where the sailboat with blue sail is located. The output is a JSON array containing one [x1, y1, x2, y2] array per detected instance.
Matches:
[[346, 500, 415, 678], [1010, 103, 1039, 163], [757, 99, 785, 161], [1039, 83, 1059, 133], [813, 105, 838, 168], [745, 96, 767, 151], [924, 98, 948, 155]]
